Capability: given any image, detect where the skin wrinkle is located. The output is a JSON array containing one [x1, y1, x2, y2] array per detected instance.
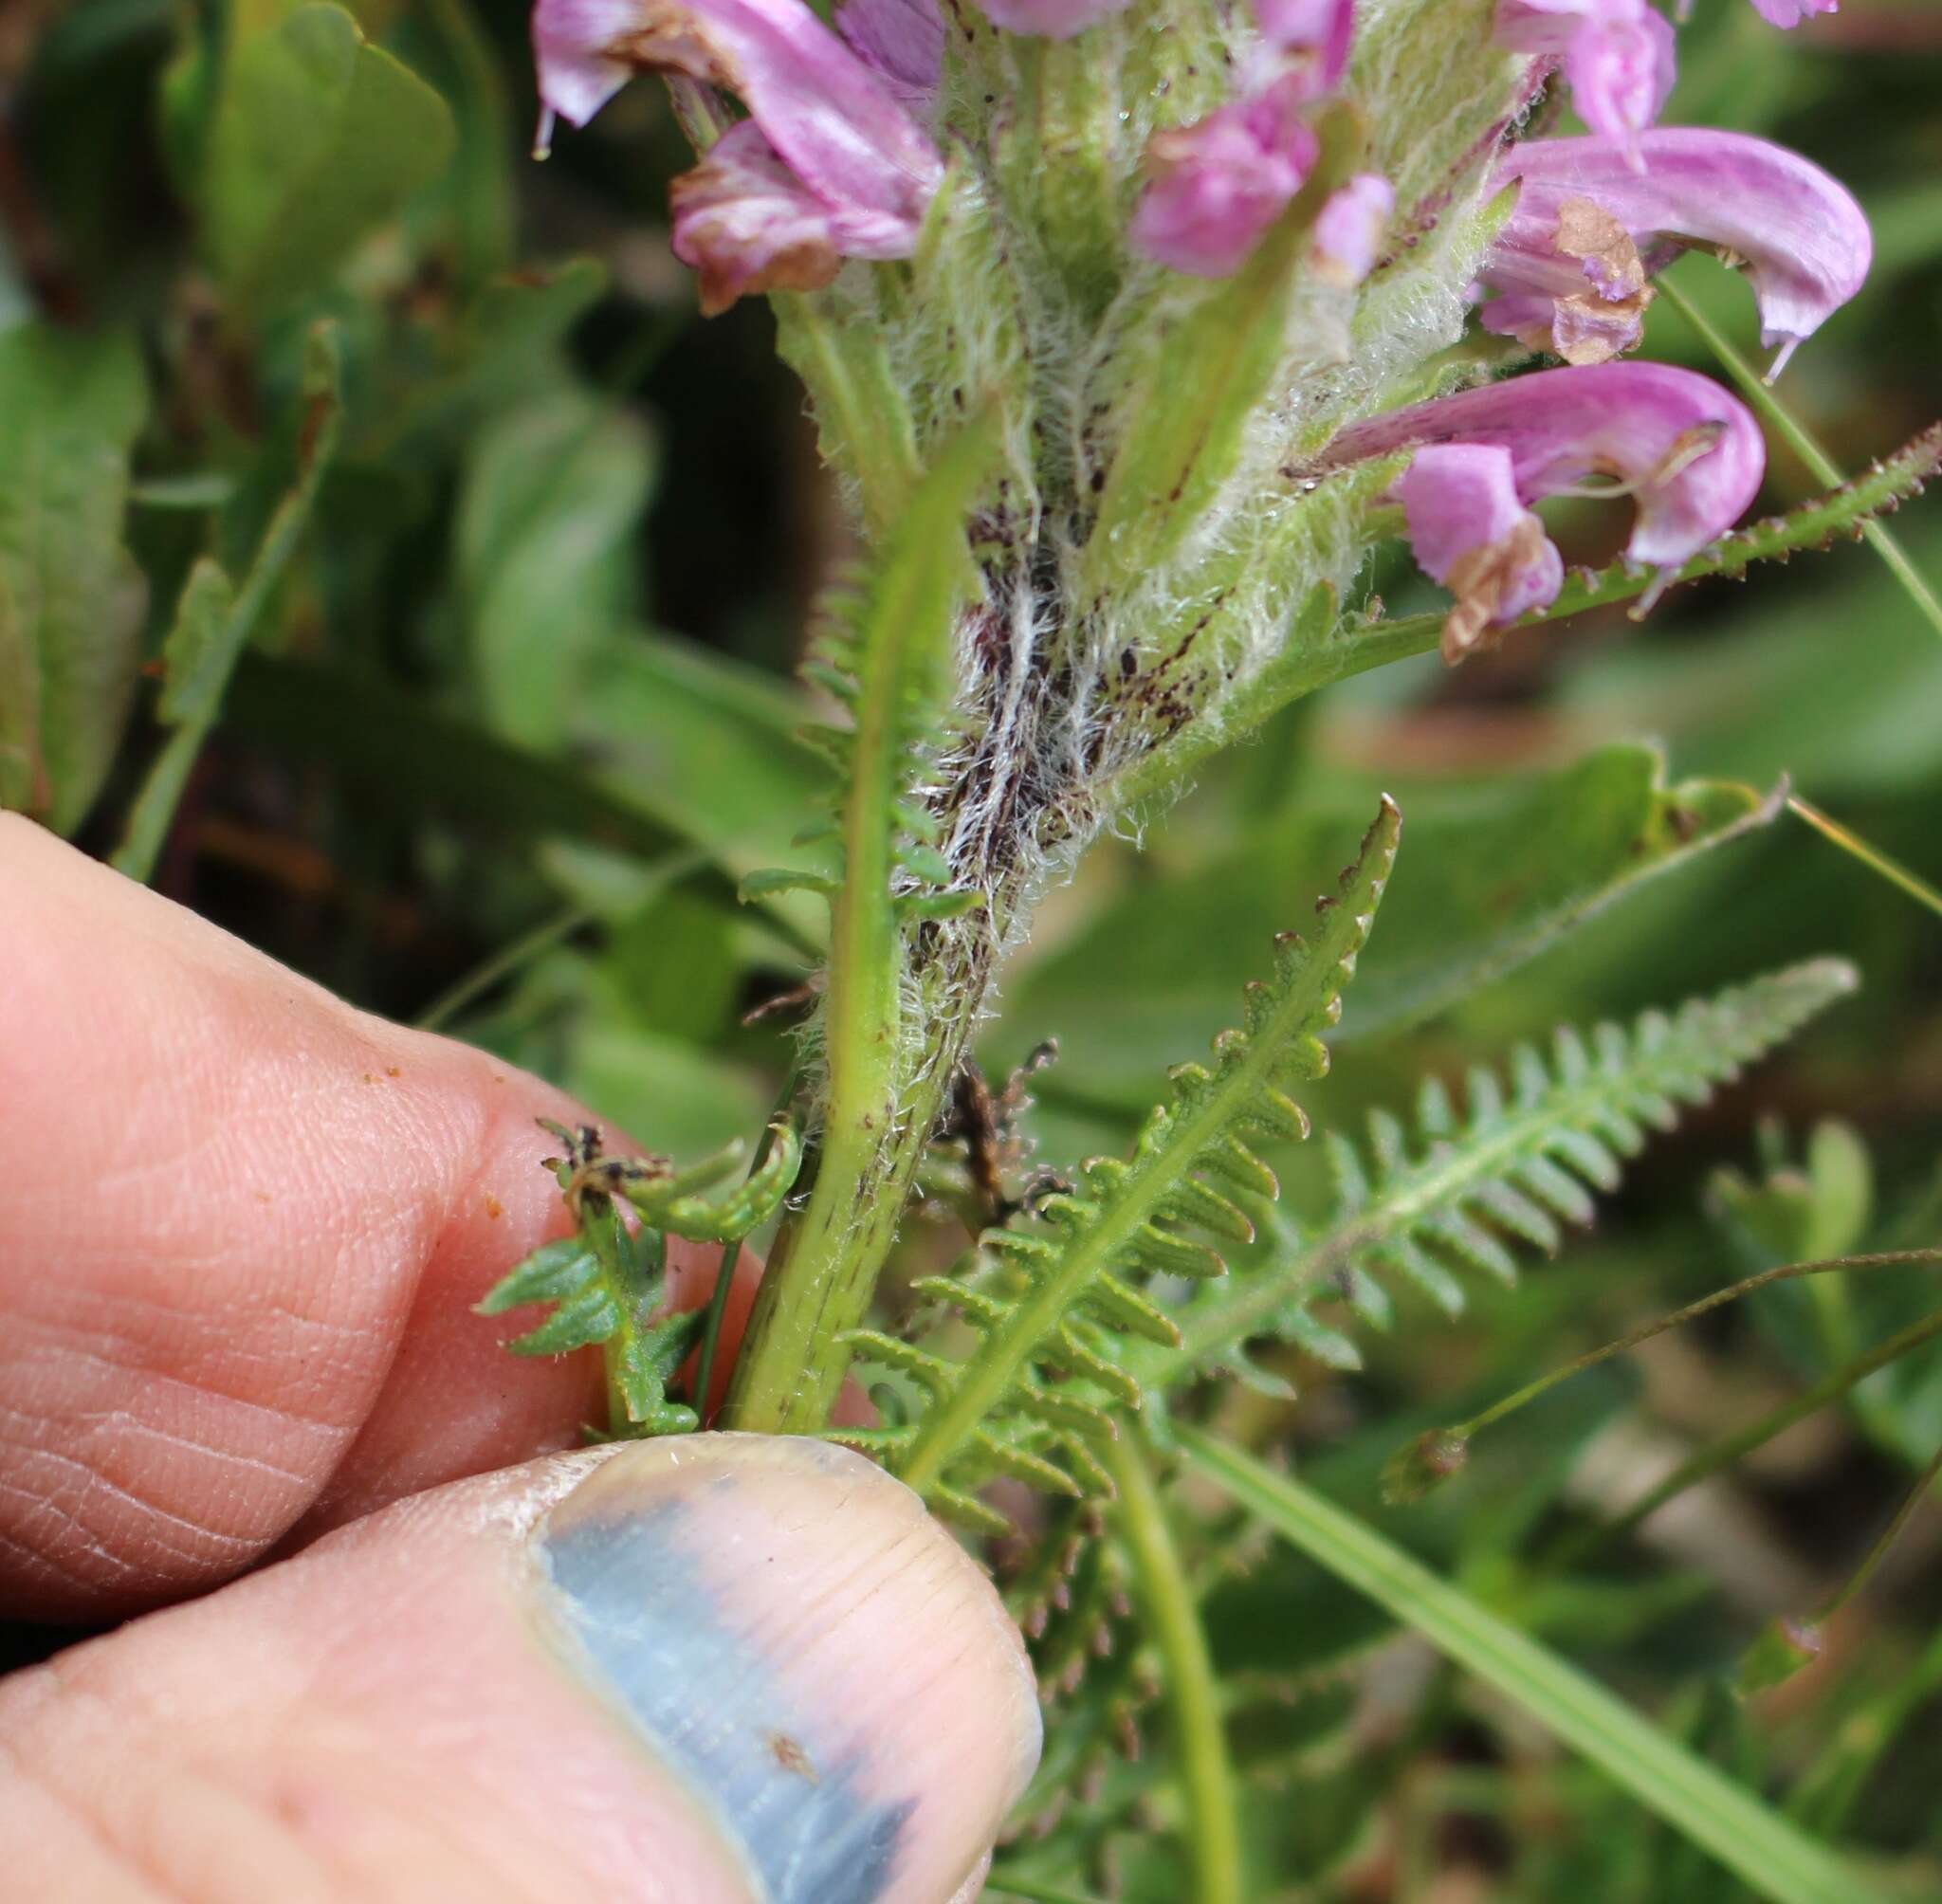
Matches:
[[0, 816, 641, 1609]]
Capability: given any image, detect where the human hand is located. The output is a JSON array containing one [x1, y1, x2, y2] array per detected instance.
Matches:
[[0, 816, 1039, 1901]]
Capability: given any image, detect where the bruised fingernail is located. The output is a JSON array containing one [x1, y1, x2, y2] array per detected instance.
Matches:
[[531, 1434, 1040, 1904]]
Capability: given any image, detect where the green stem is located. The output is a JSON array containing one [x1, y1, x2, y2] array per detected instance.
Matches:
[[1178, 1426, 1887, 1904], [1107, 1431, 1246, 1904], [722, 415, 997, 1433], [413, 906, 591, 1033], [1818, 1438, 1942, 1625], [691, 1079, 797, 1422], [983, 1877, 1112, 1904], [1787, 796, 1942, 924], [1556, 1305, 1942, 1567], [1446, 1251, 1942, 1449], [1656, 274, 1942, 647]]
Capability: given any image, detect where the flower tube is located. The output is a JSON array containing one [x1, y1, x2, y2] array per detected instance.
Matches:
[[1328, 360, 1766, 570]]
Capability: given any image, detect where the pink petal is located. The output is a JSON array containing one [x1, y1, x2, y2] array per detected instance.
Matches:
[[835, 0, 944, 110], [530, 0, 943, 246], [1747, 0, 1836, 24], [1394, 444, 1565, 660], [1328, 360, 1766, 569], [1495, 0, 1677, 170], [670, 120, 842, 313], [1129, 78, 1320, 278], [1312, 173, 1394, 287], [1255, 0, 1355, 92], [1488, 132, 1872, 375]]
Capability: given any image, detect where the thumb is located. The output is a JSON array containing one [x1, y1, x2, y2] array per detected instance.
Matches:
[[0, 1436, 1041, 1902]]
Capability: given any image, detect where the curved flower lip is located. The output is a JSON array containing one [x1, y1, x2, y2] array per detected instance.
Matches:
[[670, 119, 844, 312], [1395, 443, 1565, 661], [1495, 0, 1676, 170], [1328, 360, 1766, 568], [975, 0, 1134, 40], [1129, 77, 1320, 278], [530, 0, 943, 247], [1485, 131, 1872, 376]]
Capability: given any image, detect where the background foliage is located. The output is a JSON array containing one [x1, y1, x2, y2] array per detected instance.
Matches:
[[4, 0, 1941, 1895]]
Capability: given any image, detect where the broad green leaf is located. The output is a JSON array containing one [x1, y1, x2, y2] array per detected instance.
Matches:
[[1177, 1426, 1889, 1904], [0, 324, 147, 835], [205, 3, 455, 317], [1002, 743, 1778, 1102], [458, 389, 655, 751]]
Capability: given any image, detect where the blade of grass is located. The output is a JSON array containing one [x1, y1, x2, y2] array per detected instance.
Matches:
[[1657, 274, 1942, 647], [1107, 1430, 1246, 1904], [412, 905, 593, 1033], [1176, 1423, 1890, 1904]]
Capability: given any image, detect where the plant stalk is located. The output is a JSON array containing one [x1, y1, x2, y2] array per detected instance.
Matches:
[[1108, 1430, 1247, 1904]]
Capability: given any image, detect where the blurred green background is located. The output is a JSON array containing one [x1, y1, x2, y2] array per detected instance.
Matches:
[[3, 0, 1940, 1895]]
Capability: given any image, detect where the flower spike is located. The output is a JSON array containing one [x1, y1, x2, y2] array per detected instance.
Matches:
[[1484, 132, 1871, 377]]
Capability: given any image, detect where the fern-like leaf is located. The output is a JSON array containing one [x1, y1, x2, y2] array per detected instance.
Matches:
[[847, 797, 1401, 1522], [480, 1117, 803, 1435], [1160, 959, 1860, 1388]]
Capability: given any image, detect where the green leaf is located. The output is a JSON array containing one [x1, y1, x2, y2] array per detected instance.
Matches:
[[476, 1238, 599, 1314], [1176, 1426, 1889, 1904], [459, 390, 655, 752], [115, 320, 343, 882], [1160, 960, 1860, 1390], [883, 799, 1401, 1510], [1007, 744, 1781, 1102], [0, 323, 147, 835], [205, 3, 455, 317]]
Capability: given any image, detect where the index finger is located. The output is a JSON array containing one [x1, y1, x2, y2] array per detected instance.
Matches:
[[0, 815, 755, 1620]]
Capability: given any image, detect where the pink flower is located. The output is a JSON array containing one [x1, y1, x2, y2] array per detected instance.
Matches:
[[531, 0, 943, 308], [1328, 360, 1766, 570], [1395, 444, 1565, 661], [1747, 0, 1836, 23], [1483, 131, 1871, 375], [834, 0, 944, 111], [670, 122, 844, 314], [976, 0, 1134, 39], [1494, 0, 1676, 170], [1255, 0, 1355, 92], [1130, 78, 1320, 278], [1312, 173, 1394, 287]]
